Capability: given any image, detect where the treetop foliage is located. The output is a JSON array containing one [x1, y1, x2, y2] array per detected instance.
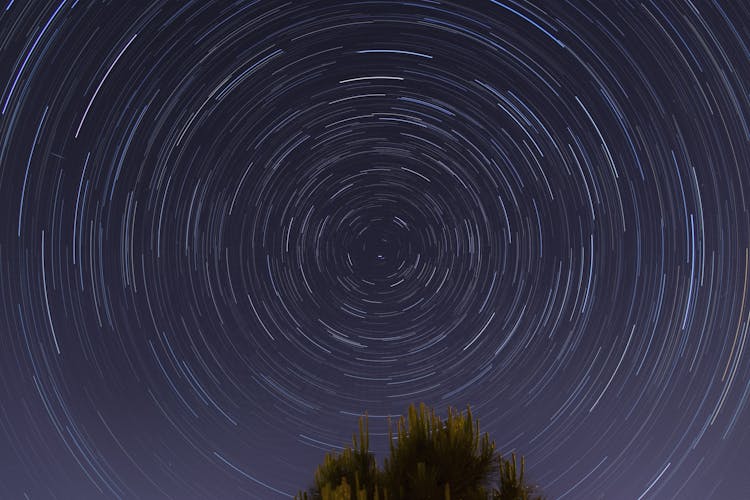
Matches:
[[297, 403, 543, 500]]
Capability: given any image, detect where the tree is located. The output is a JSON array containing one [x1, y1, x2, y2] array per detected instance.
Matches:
[[297, 403, 543, 500], [301, 416, 380, 500], [382, 403, 494, 499], [493, 453, 540, 500]]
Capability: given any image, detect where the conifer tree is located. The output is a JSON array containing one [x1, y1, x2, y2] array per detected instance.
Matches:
[[297, 403, 543, 500]]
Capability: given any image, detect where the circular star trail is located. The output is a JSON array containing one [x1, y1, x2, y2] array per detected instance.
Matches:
[[2, 1, 750, 498]]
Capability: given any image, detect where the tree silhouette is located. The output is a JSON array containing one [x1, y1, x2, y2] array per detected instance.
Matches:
[[305, 416, 380, 499], [297, 403, 543, 500]]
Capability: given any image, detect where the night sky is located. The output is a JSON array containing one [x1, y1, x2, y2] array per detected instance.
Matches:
[[2, 1, 750, 498]]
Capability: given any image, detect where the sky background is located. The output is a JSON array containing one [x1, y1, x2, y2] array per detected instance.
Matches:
[[1, 1, 750, 498]]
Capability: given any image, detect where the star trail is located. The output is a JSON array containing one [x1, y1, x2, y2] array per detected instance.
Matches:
[[1, 1, 750, 498]]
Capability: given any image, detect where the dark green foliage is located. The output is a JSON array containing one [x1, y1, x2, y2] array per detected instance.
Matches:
[[300, 415, 380, 500], [297, 403, 543, 500], [493, 454, 544, 500], [382, 403, 495, 499]]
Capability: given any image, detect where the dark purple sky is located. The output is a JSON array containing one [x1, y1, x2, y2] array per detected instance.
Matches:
[[2, 1, 750, 498]]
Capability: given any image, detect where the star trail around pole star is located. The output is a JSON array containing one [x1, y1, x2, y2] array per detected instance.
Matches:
[[1, 1, 749, 498]]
